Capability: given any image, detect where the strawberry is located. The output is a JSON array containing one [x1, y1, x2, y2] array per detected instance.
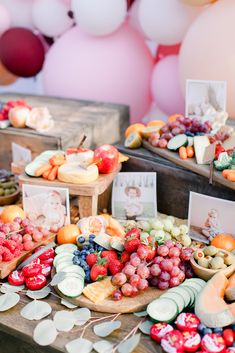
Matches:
[[90, 259, 108, 281], [86, 253, 98, 268], [125, 228, 140, 239], [108, 259, 124, 275], [146, 246, 157, 261], [101, 250, 118, 264], [124, 237, 141, 253], [121, 251, 131, 263]]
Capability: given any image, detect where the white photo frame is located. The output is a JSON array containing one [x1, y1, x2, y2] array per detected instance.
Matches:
[[112, 172, 157, 220], [185, 79, 227, 118], [188, 191, 235, 244], [22, 184, 70, 231]]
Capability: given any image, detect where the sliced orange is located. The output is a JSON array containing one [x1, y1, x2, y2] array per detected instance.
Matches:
[[168, 114, 184, 123], [124, 132, 142, 149], [141, 126, 161, 139], [147, 120, 165, 128], [125, 123, 145, 138]]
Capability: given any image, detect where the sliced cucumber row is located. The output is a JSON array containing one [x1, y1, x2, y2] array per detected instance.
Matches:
[[167, 134, 194, 151], [147, 278, 206, 323]]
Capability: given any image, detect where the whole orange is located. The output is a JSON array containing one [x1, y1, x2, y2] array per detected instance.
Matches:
[[125, 123, 145, 138], [147, 120, 165, 128], [211, 234, 235, 252], [0, 205, 25, 224], [57, 224, 81, 245]]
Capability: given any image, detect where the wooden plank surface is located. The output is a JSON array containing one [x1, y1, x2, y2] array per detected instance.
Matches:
[[19, 165, 122, 196], [143, 140, 235, 191]]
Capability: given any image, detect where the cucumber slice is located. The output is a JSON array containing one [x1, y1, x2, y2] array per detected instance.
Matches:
[[64, 272, 85, 281], [168, 287, 191, 307], [58, 276, 84, 298], [187, 136, 194, 147], [185, 278, 206, 287], [53, 253, 74, 267], [147, 298, 178, 323], [55, 244, 77, 255], [181, 280, 203, 293], [56, 261, 73, 273], [167, 134, 188, 151], [181, 285, 195, 307], [62, 265, 85, 277], [161, 292, 185, 313]]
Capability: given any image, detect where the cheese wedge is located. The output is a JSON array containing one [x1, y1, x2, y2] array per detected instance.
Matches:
[[58, 162, 99, 184], [83, 277, 117, 304], [194, 136, 210, 164], [66, 150, 94, 164]]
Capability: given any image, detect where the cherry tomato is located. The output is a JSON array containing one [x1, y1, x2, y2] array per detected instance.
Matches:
[[35, 247, 54, 260], [41, 263, 51, 278], [223, 329, 234, 346], [25, 274, 47, 290], [22, 264, 42, 278], [8, 270, 25, 286]]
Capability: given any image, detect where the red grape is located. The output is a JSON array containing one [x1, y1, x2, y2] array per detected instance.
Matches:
[[158, 139, 168, 149], [138, 279, 149, 291], [13, 217, 23, 224], [149, 137, 159, 147], [150, 277, 159, 287], [185, 267, 194, 279], [178, 124, 186, 134], [159, 271, 170, 282], [164, 240, 175, 249], [168, 247, 180, 258], [178, 271, 186, 283], [160, 126, 169, 134], [33, 231, 43, 242], [129, 274, 141, 287], [22, 234, 32, 242], [137, 245, 149, 260], [170, 121, 180, 129], [153, 256, 164, 264], [10, 222, 21, 232], [137, 264, 150, 279], [157, 245, 169, 257], [22, 219, 30, 227], [160, 259, 173, 272], [1, 224, 11, 234], [130, 256, 141, 267], [158, 280, 169, 290], [112, 273, 127, 286], [112, 289, 122, 301], [184, 118, 192, 127], [169, 277, 180, 288], [180, 248, 193, 261], [23, 241, 35, 251], [122, 264, 136, 277], [121, 283, 133, 297], [150, 264, 161, 277], [171, 266, 180, 277], [174, 243, 183, 250], [25, 225, 34, 235], [161, 133, 173, 141], [179, 262, 187, 272], [171, 258, 181, 267], [131, 286, 139, 296], [171, 127, 181, 136], [176, 116, 185, 124]]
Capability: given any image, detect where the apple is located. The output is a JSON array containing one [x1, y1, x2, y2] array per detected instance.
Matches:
[[94, 145, 119, 173], [9, 106, 31, 128]]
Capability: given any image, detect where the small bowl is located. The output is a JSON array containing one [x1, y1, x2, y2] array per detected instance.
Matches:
[[0, 186, 20, 206], [190, 248, 235, 281]]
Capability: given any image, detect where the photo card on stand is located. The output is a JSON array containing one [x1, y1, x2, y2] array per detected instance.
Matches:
[[112, 172, 157, 220], [188, 191, 235, 244]]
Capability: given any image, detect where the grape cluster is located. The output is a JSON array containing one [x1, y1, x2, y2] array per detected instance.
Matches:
[[72, 234, 104, 283]]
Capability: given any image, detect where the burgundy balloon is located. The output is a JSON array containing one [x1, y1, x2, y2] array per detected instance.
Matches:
[[127, 0, 135, 9], [0, 28, 45, 77]]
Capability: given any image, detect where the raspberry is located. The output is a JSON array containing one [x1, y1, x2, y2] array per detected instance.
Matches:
[[0, 246, 5, 254], [2, 248, 14, 262], [15, 243, 23, 251], [0, 255, 2, 263], [0, 238, 5, 246], [3, 240, 17, 252], [13, 248, 22, 258]]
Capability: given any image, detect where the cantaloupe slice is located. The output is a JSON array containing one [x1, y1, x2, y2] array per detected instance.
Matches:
[[225, 272, 235, 301], [195, 272, 234, 328]]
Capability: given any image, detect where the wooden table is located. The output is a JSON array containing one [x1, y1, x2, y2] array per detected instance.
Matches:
[[0, 294, 159, 353]]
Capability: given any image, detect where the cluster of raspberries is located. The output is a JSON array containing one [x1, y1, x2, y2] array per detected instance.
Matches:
[[0, 239, 23, 262]]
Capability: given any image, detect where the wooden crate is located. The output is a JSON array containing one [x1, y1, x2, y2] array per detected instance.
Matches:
[[117, 145, 235, 219], [0, 93, 129, 169]]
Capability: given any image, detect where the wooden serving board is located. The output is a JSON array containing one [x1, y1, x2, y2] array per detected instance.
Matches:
[[143, 140, 235, 191], [0, 233, 56, 279], [55, 285, 163, 314]]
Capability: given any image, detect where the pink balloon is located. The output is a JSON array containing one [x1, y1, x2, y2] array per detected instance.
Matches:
[[42, 22, 154, 123], [151, 55, 184, 115]]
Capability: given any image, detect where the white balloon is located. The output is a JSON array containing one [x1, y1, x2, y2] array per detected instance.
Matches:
[[0, 4, 11, 35], [139, 0, 201, 45], [32, 0, 73, 37], [71, 0, 127, 36], [1, 0, 34, 30]]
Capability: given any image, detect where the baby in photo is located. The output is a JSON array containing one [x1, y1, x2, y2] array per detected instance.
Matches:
[[124, 186, 143, 221], [201, 208, 223, 241], [39, 191, 67, 230]]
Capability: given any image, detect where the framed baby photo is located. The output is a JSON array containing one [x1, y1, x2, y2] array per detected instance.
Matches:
[[112, 172, 157, 220], [188, 191, 235, 244], [22, 184, 70, 231], [185, 79, 227, 118]]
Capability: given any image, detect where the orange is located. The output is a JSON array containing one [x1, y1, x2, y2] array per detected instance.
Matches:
[[147, 120, 165, 128], [57, 224, 81, 245], [167, 114, 184, 123], [125, 123, 145, 138], [0, 205, 25, 224]]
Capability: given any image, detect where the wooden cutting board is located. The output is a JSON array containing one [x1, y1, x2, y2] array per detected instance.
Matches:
[[0, 233, 56, 279], [143, 140, 235, 191], [55, 285, 163, 314]]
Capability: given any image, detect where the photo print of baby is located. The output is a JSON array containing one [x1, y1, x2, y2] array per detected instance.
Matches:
[[112, 172, 157, 220], [188, 192, 235, 244], [22, 184, 70, 232]]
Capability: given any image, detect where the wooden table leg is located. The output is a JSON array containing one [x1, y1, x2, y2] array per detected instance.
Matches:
[[78, 195, 98, 218]]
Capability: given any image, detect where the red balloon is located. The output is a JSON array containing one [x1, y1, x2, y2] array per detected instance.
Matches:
[[0, 28, 45, 78], [156, 43, 181, 63], [127, 0, 135, 9]]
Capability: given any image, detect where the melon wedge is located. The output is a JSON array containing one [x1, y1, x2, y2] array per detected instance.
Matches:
[[195, 272, 234, 328], [225, 272, 235, 301]]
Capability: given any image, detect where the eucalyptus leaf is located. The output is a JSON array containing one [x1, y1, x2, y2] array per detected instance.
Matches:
[[93, 340, 114, 353], [61, 299, 78, 309], [65, 338, 93, 353], [26, 287, 51, 300], [33, 319, 58, 346], [53, 311, 76, 332], [139, 320, 152, 335], [73, 308, 91, 326], [21, 299, 52, 320], [133, 311, 147, 317], [0, 292, 20, 311], [94, 320, 121, 338], [1, 283, 24, 293], [50, 272, 67, 286], [117, 333, 141, 353]]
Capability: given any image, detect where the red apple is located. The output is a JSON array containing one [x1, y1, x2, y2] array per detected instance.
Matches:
[[94, 145, 119, 173]]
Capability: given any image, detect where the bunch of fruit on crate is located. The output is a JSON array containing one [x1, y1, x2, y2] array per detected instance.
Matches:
[[8, 246, 54, 290], [0, 99, 31, 122], [0, 169, 18, 197]]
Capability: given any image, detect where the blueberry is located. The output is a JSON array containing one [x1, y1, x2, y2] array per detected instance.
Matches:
[[185, 132, 194, 137], [78, 236, 85, 244], [230, 324, 235, 330], [85, 273, 91, 283], [83, 264, 89, 271], [80, 250, 87, 255], [89, 234, 96, 243], [232, 342, 235, 347], [73, 258, 80, 265], [198, 323, 206, 333], [97, 245, 104, 251], [73, 250, 80, 256], [83, 245, 90, 250], [203, 328, 212, 336], [213, 327, 223, 334]]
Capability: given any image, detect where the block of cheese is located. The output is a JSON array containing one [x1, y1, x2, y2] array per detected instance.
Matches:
[[82, 277, 117, 304], [66, 150, 94, 164], [194, 136, 211, 164], [58, 162, 99, 184]]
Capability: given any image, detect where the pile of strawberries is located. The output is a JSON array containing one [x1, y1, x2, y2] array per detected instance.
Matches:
[[0, 239, 23, 262]]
